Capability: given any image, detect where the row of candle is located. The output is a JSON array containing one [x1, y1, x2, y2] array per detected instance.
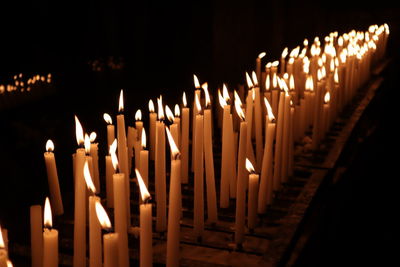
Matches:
[[0, 73, 52, 94], [4, 22, 385, 267]]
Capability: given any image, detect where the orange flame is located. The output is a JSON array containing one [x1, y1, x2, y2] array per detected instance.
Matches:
[[135, 110, 142, 121], [84, 134, 91, 154], [0, 226, 4, 249], [193, 74, 200, 89], [95, 201, 112, 230], [46, 140, 54, 152], [234, 95, 245, 121], [165, 126, 180, 159], [110, 139, 118, 170], [84, 161, 96, 193], [118, 90, 124, 112], [251, 71, 258, 87], [202, 82, 211, 107], [182, 92, 187, 107], [222, 83, 230, 101], [149, 99, 155, 113], [289, 75, 295, 90], [264, 97, 275, 122], [174, 104, 180, 117], [324, 92, 331, 104], [265, 74, 270, 91], [246, 72, 254, 88], [44, 197, 53, 228], [165, 105, 175, 123], [195, 93, 202, 113], [141, 128, 146, 149], [90, 132, 97, 142], [135, 169, 151, 202], [75, 115, 84, 146], [281, 47, 288, 58], [103, 113, 113, 125], [218, 89, 227, 108], [157, 96, 164, 121], [258, 52, 266, 59], [245, 158, 255, 173]]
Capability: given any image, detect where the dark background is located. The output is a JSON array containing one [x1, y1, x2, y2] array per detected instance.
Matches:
[[0, 0, 399, 266]]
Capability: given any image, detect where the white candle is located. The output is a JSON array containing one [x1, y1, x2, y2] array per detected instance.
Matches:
[[181, 92, 190, 184], [280, 91, 291, 184], [192, 74, 201, 173], [219, 89, 231, 208], [30, 205, 43, 267], [149, 100, 157, 161], [252, 73, 263, 172], [165, 128, 181, 267], [135, 169, 153, 267], [43, 140, 63, 215], [103, 113, 115, 149], [95, 202, 119, 267], [43, 197, 58, 267], [0, 226, 7, 267], [139, 128, 149, 186], [174, 104, 181, 147], [273, 91, 285, 191], [246, 159, 259, 230], [105, 154, 115, 208], [135, 110, 143, 168], [89, 133, 100, 194], [256, 52, 266, 88], [194, 94, 204, 239]]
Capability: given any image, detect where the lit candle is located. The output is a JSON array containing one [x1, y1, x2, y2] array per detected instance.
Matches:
[[103, 113, 115, 149], [165, 105, 179, 156], [127, 126, 137, 174], [139, 128, 149, 186], [135, 169, 153, 267], [322, 92, 331, 138], [85, 133, 95, 183], [110, 140, 130, 267], [252, 71, 263, 172], [280, 47, 288, 75], [258, 98, 276, 214], [116, 90, 131, 225], [155, 96, 167, 232], [181, 92, 190, 184], [246, 159, 258, 230], [280, 86, 291, 184], [234, 99, 247, 245], [135, 109, 143, 169], [165, 127, 181, 267], [84, 161, 102, 267], [89, 132, 100, 194], [256, 52, 266, 87], [271, 62, 279, 117], [95, 202, 118, 267], [43, 139, 63, 215], [73, 116, 87, 267], [194, 93, 204, 239], [30, 205, 43, 267], [219, 88, 231, 208], [202, 84, 218, 224], [105, 145, 115, 208], [174, 104, 181, 147], [273, 81, 285, 191], [149, 100, 157, 161], [0, 226, 7, 267], [311, 69, 324, 150], [43, 197, 58, 267]]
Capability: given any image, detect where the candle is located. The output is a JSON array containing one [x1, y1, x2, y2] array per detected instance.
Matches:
[[234, 99, 247, 245], [148, 100, 157, 161], [256, 52, 266, 87], [219, 88, 231, 208], [84, 162, 102, 267], [165, 127, 181, 267], [252, 71, 263, 172], [155, 97, 167, 232], [246, 159, 259, 230], [85, 133, 95, 182], [322, 92, 331, 138], [258, 98, 276, 214], [139, 128, 149, 186], [43, 197, 58, 267], [127, 126, 137, 174], [103, 113, 115, 149], [280, 88, 291, 184], [280, 47, 288, 74], [202, 84, 218, 224], [312, 70, 324, 150], [135, 169, 153, 267], [165, 105, 179, 156], [271, 69, 279, 117], [116, 90, 131, 225], [43, 140, 63, 215], [110, 141, 130, 267], [30, 205, 43, 267], [181, 92, 190, 184], [0, 228, 7, 267], [105, 145, 115, 208], [89, 132, 100, 194], [273, 86, 285, 191], [135, 109, 143, 169], [194, 94, 204, 239], [174, 104, 181, 147], [192, 74, 201, 172], [245, 73, 255, 167], [73, 116, 87, 267], [95, 202, 118, 267]]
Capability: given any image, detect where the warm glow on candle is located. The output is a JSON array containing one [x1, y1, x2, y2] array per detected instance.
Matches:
[[174, 104, 180, 117], [110, 139, 118, 170], [334, 69, 339, 84], [0, 226, 5, 249], [103, 113, 113, 125], [218, 89, 227, 108], [84, 161, 96, 193], [289, 75, 295, 90], [141, 128, 146, 149], [281, 47, 288, 58], [317, 69, 323, 82], [182, 92, 187, 107], [157, 96, 164, 121], [330, 59, 335, 72], [234, 96, 245, 121], [251, 88, 255, 101], [222, 84, 230, 101], [84, 134, 91, 154], [324, 92, 331, 104], [165, 105, 175, 123], [246, 72, 254, 89], [272, 73, 278, 88], [251, 71, 258, 86], [245, 158, 255, 173], [195, 94, 202, 113], [95, 202, 112, 230], [6, 260, 13, 267], [234, 90, 242, 106], [290, 46, 300, 58], [266, 74, 270, 91], [118, 90, 124, 112], [193, 74, 200, 89], [135, 169, 151, 202], [202, 82, 211, 107], [258, 52, 266, 59], [165, 126, 180, 159], [135, 110, 142, 121], [75, 115, 84, 146], [264, 97, 275, 122], [306, 76, 314, 91], [46, 139, 54, 152], [44, 197, 53, 228], [149, 99, 155, 113]]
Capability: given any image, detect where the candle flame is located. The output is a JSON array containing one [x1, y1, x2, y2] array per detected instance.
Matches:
[[193, 74, 200, 89], [281, 47, 288, 58], [234, 90, 242, 106], [90, 132, 97, 142], [317, 68, 323, 81], [75, 115, 84, 146], [149, 99, 155, 113], [300, 47, 307, 58], [306, 76, 314, 91], [334, 68, 339, 84], [245, 158, 255, 173], [288, 57, 295, 65], [251, 88, 255, 101], [165, 105, 175, 123], [321, 66, 326, 78], [195, 93, 202, 113], [135, 169, 151, 202], [303, 38, 309, 47], [272, 73, 278, 88], [271, 61, 279, 67], [84, 160, 96, 193], [245, 72, 254, 88], [290, 46, 300, 58], [110, 139, 118, 170], [118, 90, 124, 112], [265, 74, 270, 91], [84, 134, 91, 154], [265, 62, 272, 69], [157, 96, 164, 120], [264, 97, 275, 122], [202, 82, 211, 107], [234, 96, 245, 121], [324, 92, 331, 104], [103, 113, 113, 125], [95, 201, 112, 230], [222, 84, 230, 101], [174, 104, 180, 117], [141, 128, 146, 149], [218, 89, 227, 108], [289, 74, 295, 90], [135, 109, 142, 121], [0, 226, 4, 249], [44, 197, 53, 228], [283, 73, 289, 80], [182, 92, 187, 107], [6, 260, 13, 267], [251, 71, 258, 86], [258, 52, 266, 59], [46, 139, 54, 152], [165, 126, 180, 159], [330, 58, 335, 72]]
